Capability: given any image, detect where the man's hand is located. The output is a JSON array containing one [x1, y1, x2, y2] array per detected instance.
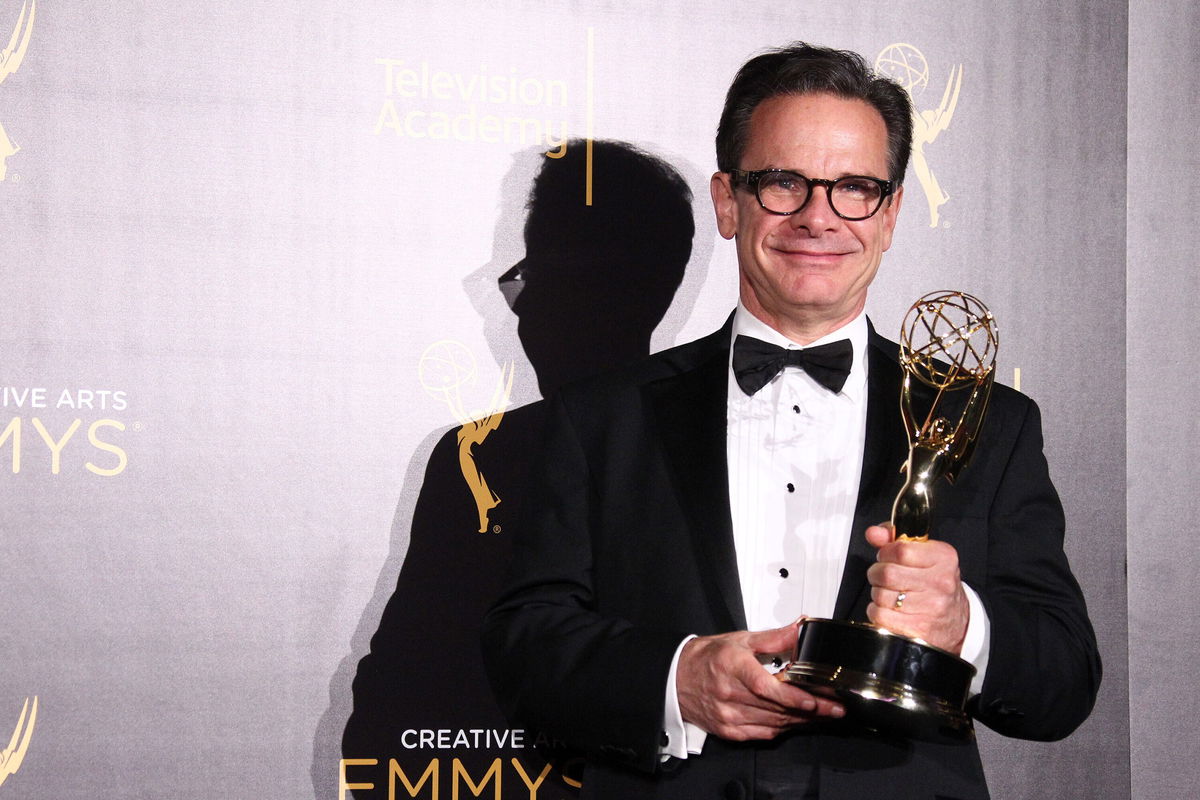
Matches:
[[676, 623, 844, 740], [865, 524, 969, 653]]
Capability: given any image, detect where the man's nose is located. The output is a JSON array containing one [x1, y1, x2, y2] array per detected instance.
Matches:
[[788, 185, 840, 233]]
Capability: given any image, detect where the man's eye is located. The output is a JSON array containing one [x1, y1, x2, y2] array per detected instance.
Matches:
[[835, 179, 879, 199], [763, 173, 804, 192]]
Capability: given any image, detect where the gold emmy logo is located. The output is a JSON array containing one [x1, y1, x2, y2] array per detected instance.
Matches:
[[0, 696, 37, 790], [0, 0, 36, 182], [418, 341, 514, 533], [875, 43, 962, 228]]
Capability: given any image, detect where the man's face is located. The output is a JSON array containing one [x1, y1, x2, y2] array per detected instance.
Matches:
[[711, 92, 903, 342]]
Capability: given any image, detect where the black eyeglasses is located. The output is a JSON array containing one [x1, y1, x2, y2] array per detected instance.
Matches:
[[730, 169, 894, 221]]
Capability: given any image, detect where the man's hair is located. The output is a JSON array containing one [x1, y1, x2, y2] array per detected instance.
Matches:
[[716, 42, 913, 185]]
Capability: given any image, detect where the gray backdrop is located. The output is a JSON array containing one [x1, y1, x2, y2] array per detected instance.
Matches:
[[0, 0, 1185, 797], [1128, 1, 1199, 798]]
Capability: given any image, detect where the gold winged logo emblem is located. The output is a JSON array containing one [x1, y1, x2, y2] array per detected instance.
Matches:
[[0, 696, 38, 789], [419, 341, 514, 533], [1, 0, 36, 181], [876, 43, 962, 228]]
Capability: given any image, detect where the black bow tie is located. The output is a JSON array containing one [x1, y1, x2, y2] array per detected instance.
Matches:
[[732, 335, 853, 395]]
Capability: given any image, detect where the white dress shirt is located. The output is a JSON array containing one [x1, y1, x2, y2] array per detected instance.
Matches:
[[661, 305, 990, 759], [727, 306, 869, 632]]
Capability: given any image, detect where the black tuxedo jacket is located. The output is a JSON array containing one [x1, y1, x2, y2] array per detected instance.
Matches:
[[482, 319, 1100, 800]]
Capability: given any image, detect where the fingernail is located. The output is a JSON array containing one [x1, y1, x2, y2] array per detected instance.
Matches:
[[831, 705, 845, 718]]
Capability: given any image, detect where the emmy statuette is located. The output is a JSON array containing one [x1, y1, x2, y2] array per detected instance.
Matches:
[[784, 291, 999, 742]]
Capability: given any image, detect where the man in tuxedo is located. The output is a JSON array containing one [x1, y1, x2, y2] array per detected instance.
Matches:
[[482, 43, 1100, 800]]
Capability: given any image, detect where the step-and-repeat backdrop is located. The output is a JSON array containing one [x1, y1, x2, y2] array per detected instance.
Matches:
[[2, 1, 1166, 797]]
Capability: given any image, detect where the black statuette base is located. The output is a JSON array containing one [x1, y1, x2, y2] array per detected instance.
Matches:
[[784, 618, 976, 743]]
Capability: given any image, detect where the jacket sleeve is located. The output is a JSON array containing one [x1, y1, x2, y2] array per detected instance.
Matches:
[[967, 397, 1102, 740], [480, 390, 686, 773]]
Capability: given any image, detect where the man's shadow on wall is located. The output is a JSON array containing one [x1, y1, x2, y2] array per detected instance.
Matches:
[[313, 140, 711, 798]]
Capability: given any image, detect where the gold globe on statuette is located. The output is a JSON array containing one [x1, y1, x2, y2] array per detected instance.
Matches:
[[893, 291, 997, 542], [786, 291, 998, 743]]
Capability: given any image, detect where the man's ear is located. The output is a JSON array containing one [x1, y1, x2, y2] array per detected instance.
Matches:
[[880, 184, 904, 252], [710, 172, 739, 240]]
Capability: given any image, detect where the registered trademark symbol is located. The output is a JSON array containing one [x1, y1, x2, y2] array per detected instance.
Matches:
[[10, 174, 19, 183], [942, 220, 951, 229], [132, 421, 143, 431], [492, 524, 502, 533]]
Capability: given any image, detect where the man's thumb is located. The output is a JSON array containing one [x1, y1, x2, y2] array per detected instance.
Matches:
[[746, 622, 799, 655]]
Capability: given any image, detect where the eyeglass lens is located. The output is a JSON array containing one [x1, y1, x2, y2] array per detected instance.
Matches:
[[757, 172, 884, 219]]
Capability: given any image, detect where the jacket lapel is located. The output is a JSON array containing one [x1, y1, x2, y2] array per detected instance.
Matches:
[[833, 327, 914, 620], [647, 320, 747, 632]]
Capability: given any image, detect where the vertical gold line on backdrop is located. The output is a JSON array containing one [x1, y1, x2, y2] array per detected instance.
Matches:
[[586, 27, 595, 206]]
